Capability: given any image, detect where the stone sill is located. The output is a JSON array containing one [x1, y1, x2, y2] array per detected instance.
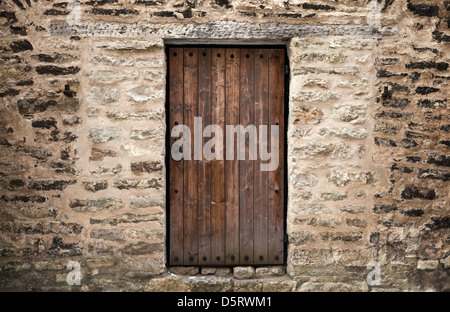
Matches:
[[167, 265, 287, 279]]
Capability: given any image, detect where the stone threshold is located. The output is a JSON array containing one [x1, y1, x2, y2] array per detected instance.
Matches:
[[147, 266, 295, 292]]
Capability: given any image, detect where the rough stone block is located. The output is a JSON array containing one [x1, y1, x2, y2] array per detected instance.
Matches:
[[130, 195, 164, 209], [418, 168, 450, 181], [14, 221, 82, 234], [294, 52, 347, 63], [82, 180, 108, 192], [120, 144, 157, 157], [107, 110, 164, 121], [328, 39, 372, 50], [289, 232, 315, 245], [320, 192, 348, 201], [143, 70, 165, 81], [126, 85, 165, 103], [88, 70, 138, 83], [85, 259, 115, 268], [319, 127, 368, 139], [292, 142, 351, 159], [34, 260, 68, 271], [417, 260, 439, 270], [122, 242, 164, 255], [90, 228, 125, 241], [233, 266, 255, 279], [124, 226, 164, 240], [261, 279, 296, 292], [293, 66, 359, 76], [200, 267, 216, 275], [89, 54, 133, 66], [88, 128, 121, 143], [291, 204, 332, 215], [87, 87, 120, 104], [401, 185, 436, 200], [255, 266, 285, 278], [289, 173, 318, 189], [90, 164, 123, 176], [298, 281, 368, 292], [331, 104, 366, 124], [189, 277, 232, 292], [292, 107, 323, 124], [28, 180, 76, 191], [69, 197, 123, 212], [302, 79, 329, 88], [320, 232, 363, 243], [123, 255, 165, 278], [440, 256, 450, 269], [145, 277, 191, 292], [36, 65, 80, 75], [135, 56, 164, 68], [337, 78, 369, 88], [233, 280, 262, 292], [346, 218, 367, 228], [292, 91, 339, 102], [95, 39, 163, 50], [113, 179, 162, 190], [89, 148, 118, 161], [131, 161, 163, 174], [294, 217, 342, 227], [214, 268, 231, 276], [90, 213, 161, 226], [130, 129, 164, 140], [328, 170, 380, 187], [169, 267, 199, 275], [335, 249, 377, 267]]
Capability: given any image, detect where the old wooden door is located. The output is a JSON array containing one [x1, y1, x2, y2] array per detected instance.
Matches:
[[168, 46, 286, 266]]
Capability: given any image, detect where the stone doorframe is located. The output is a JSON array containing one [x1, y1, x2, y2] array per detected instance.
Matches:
[[52, 20, 397, 290]]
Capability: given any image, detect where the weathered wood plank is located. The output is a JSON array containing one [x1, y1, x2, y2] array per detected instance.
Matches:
[[169, 47, 184, 265], [183, 47, 198, 265], [268, 49, 285, 265], [225, 48, 240, 265], [210, 48, 226, 265], [239, 48, 255, 264], [198, 47, 212, 265], [253, 48, 269, 265]]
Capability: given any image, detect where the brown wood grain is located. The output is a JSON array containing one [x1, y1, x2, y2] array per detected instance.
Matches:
[[239, 48, 255, 264], [225, 48, 240, 265], [210, 48, 226, 265], [268, 49, 285, 264], [197, 47, 212, 265], [183, 47, 198, 265], [168, 47, 184, 265], [253, 48, 269, 265]]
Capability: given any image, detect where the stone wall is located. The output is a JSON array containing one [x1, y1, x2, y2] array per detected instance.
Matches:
[[0, 0, 448, 291]]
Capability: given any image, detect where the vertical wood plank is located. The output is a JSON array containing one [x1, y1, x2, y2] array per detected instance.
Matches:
[[268, 49, 285, 265], [210, 48, 226, 265], [225, 48, 240, 265], [253, 48, 269, 265], [239, 48, 255, 264], [197, 47, 212, 265], [169, 47, 184, 265], [183, 47, 198, 265]]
